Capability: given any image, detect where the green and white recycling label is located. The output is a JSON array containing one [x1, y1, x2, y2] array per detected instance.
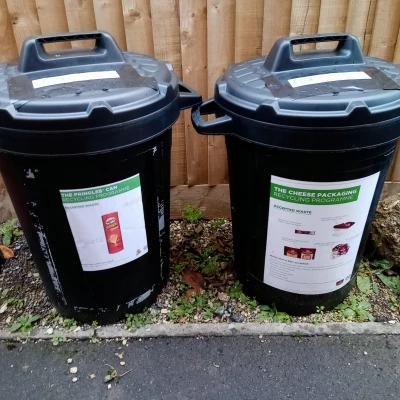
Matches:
[[264, 172, 380, 294], [60, 174, 148, 272]]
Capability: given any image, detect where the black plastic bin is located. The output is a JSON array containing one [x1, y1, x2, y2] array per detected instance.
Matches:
[[192, 34, 400, 315], [0, 31, 201, 323]]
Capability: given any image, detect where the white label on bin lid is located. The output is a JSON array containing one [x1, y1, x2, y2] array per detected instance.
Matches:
[[288, 71, 371, 88], [60, 174, 148, 272], [32, 70, 120, 89], [264, 172, 379, 295]]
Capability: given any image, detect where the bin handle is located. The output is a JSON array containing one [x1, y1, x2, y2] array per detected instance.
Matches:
[[264, 33, 365, 73], [178, 81, 202, 110], [191, 98, 233, 135], [18, 31, 125, 73]]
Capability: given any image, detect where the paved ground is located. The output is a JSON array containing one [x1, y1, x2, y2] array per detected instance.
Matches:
[[0, 335, 399, 400]]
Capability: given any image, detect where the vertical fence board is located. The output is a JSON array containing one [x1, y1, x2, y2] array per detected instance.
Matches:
[[36, 0, 70, 51], [235, 0, 264, 61], [346, 0, 375, 50], [393, 27, 400, 63], [290, 0, 321, 51], [180, 0, 208, 185], [262, 0, 292, 54], [369, 0, 400, 61], [151, 0, 186, 186], [360, 0, 377, 53], [64, 0, 96, 48], [317, 0, 349, 50], [6, 0, 41, 52], [93, 0, 127, 50], [207, 0, 235, 185], [0, 0, 18, 61], [122, 0, 154, 55]]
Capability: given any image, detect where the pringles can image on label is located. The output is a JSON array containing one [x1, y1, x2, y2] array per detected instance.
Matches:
[[102, 212, 124, 254]]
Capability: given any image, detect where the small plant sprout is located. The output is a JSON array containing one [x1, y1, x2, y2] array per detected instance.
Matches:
[[182, 205, 204, 223], [52, 335, 67, 346], [9, 314, 41, 334]]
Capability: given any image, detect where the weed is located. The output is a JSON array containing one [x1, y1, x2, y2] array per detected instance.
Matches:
[[125, 312, 151, 330], [9, 314, 40, 334], [91, 320, 99, 328], [173, 262, 187, 274], [90, 337, 100, 344], [313, 306, 325, 324], [210, 219, 225, 228], [335, 294, 374, 321], [168, 291, 221, 322], [62, 318, 78, 331], [0, 219, 22, 246], [256, 304, 291, 323], [52, 335, 67, 346], [47, 308, 63, 326], [182, 205, 204, 223], [188, 246, 225, 276], [357, 275, 372, 295], [227, 281, 258, 308], [378, 274, 400, 294], [389, 296, 400, 312]]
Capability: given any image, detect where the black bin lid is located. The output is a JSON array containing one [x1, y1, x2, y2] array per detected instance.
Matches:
[[192, 34, 400, 151], [0, 31, 201, 156]]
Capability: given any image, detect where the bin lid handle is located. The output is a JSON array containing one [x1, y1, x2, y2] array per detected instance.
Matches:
[[264, 34, 365, 73], [18, 31, 125, 73]]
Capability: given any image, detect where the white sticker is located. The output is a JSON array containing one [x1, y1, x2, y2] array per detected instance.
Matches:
[[60, 174, 148, 272], [288, 71, 371, 88], [264, 172, 379, 295], [32, 71, 120, 89]]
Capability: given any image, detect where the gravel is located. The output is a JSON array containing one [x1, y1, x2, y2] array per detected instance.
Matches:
[[0, 219, 399, 331]]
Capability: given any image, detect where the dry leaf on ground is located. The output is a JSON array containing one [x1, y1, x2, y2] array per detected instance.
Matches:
[[182, 270, 204, 293], [0, 245, 14, 259]]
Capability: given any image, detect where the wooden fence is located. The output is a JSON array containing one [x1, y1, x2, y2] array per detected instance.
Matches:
[[0, 0, 400, 219]]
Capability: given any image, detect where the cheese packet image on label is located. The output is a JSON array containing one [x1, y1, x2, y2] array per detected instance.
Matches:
[[60, 174, 148, 272]]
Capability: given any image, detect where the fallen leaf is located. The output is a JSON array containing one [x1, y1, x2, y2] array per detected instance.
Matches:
[[182, 270, 204, 292], [0, 245, 14, 259]]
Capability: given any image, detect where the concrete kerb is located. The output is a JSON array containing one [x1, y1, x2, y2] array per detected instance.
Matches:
[[0, 322, 399, 341]]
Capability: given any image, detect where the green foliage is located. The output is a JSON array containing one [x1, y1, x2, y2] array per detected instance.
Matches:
[[52, 335, 67, 346], [372, 281, 379, 295], [91, 320, 99, 328], [188, 245, 232, 276], [62, 318, 78, 331], [182, 205, 204, 223], [125, 312, 151, 330], [335, 294, 374, 321], [174, 262, 187, 274], [256, 304, 291, 323], [47, 308, 63, 326], [378, 275, 400, 294], [9, 314, 40, 334], [210, 219, 225, 228], [0, 289, 24, 311], [227, 281, 258, 308], [168, 291, 221, 322], [90, 337, 100, 344], [0, 219, 22, 246], [369, 259, 393, 270], [389, 296, 400, 312], [313, 305, 325, 324], [357, 276, 372, 295]]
